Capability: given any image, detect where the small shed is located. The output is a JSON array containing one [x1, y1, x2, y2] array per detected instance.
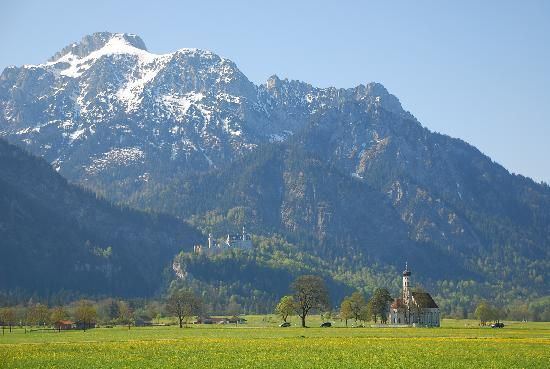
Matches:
[[54, 320, 75, 330], [196, 317, 230, 324], [75, 321, 96, 330], [135, 319, 152, 327]]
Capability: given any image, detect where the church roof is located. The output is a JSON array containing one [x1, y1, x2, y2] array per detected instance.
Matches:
[[412, 292, 439, 308], [391, 298, 406, 309]]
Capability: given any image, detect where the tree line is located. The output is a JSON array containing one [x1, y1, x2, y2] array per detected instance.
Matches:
[[0, 299, 138, 333], [275, 277, 394, 327], [1, 275, 548, 333]]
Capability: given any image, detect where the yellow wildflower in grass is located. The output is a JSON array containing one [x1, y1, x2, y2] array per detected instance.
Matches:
[[0, 321, 548, 368]]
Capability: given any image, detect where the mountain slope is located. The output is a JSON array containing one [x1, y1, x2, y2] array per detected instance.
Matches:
[[0, 138, 203, 296], [0, 33, 399, 194], [300, 102, 550, 276], [134, 142, 468, 278], [0, 32, 548, 305]]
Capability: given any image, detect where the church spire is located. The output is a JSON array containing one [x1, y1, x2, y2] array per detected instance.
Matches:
[[402, 262, 411, 304]]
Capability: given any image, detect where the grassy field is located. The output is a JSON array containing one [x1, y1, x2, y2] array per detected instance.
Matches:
[[1, 318, 548, 368]]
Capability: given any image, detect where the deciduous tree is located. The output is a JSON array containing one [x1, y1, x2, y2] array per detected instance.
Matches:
[[367, 288, 392, 323], [27, 303, 50, 327], [0, 308, 16, 333], [291, 275, 329, 328], [166, 290, 202, 328], [474, 302, 496, 325], [358, 305, 370, 325], [275, 295, 295, 323], [348, 291, 367, 322], [75, 300, 97, 330], [50, 306, 69, 331], [340, 298, 353, 327], [226, 302, 242, 318], [118, 301, 134, 329]]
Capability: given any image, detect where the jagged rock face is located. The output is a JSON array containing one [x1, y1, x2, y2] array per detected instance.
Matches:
[[1, 33, 548, 287], [0, 33, 399, 181], [49, 32, 148, 61]]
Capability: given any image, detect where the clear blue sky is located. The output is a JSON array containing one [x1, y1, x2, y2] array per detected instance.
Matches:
[[2, 0, 549, 183]]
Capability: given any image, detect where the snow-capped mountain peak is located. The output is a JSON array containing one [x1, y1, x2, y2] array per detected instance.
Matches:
[[43, 33, 160, 79], [49, 32, 148, 62], [0, 32, 409, 183]]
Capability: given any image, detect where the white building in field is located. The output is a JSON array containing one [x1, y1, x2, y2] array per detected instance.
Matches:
[[193, 226, 253, 254], [388, 264, 440, 327]]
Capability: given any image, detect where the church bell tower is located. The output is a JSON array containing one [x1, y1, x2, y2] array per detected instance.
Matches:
[[402, 262, 411, 304]]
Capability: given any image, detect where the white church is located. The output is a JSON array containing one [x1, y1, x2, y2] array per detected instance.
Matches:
[[388, 264, 440, 327]]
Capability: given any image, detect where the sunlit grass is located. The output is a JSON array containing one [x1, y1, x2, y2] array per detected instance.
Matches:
[[1, 318, 548, 368]]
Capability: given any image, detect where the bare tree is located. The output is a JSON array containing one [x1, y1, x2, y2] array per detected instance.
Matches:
[[27, 303, 50, 328], [118, 301, 134, 330], [291, 275, 330, 328], [0, 308, 16, 333], [226, 301, 241, 315]]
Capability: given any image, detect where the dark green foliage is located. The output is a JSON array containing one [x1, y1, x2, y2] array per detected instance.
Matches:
[[2, 96, 549, 316], [367, 288, 392, 323], [165, 289, 202, 328], [291, 275, 330, 327], [141, 116, 548, 314], [127, 136, 544, 313], [169, 241, 353, 314], [0, 139, 203, 297]]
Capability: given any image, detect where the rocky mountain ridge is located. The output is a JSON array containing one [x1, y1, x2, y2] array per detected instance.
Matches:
[[0, 33, 404, 179], [1, 33, 548, 302]]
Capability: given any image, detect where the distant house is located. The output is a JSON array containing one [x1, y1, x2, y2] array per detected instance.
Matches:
[[75, 320, 96, 330], [135, 319, 152, 327], [388, 264, 440, 327], [194, 316, 247, 324], [54, 320, 75, 330], [206, 317, 229, 324]]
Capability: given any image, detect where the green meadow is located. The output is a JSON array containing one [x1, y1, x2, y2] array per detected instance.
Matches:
[[1, 318, 548, 368]]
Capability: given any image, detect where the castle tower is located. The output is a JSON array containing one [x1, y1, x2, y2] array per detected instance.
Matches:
[[240, 224, 252, 249], [402, 262, 411, 304]]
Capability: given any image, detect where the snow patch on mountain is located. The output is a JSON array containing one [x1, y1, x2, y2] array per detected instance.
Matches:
[[87, 147, 145, 174], [116, 54, 172, 112], [68, 127, 87, 141], [1, 32, 410, 184], [43, 34, 159, 79], [161, 92, 205, 120]]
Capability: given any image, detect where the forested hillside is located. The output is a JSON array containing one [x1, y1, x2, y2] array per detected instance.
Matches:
[[1, 33, 548, 315], [0, 139, 203, 298]]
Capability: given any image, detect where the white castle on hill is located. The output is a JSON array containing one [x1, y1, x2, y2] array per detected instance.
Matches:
[[193, 226, 253, 254], [388, 264, 440, 327]]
